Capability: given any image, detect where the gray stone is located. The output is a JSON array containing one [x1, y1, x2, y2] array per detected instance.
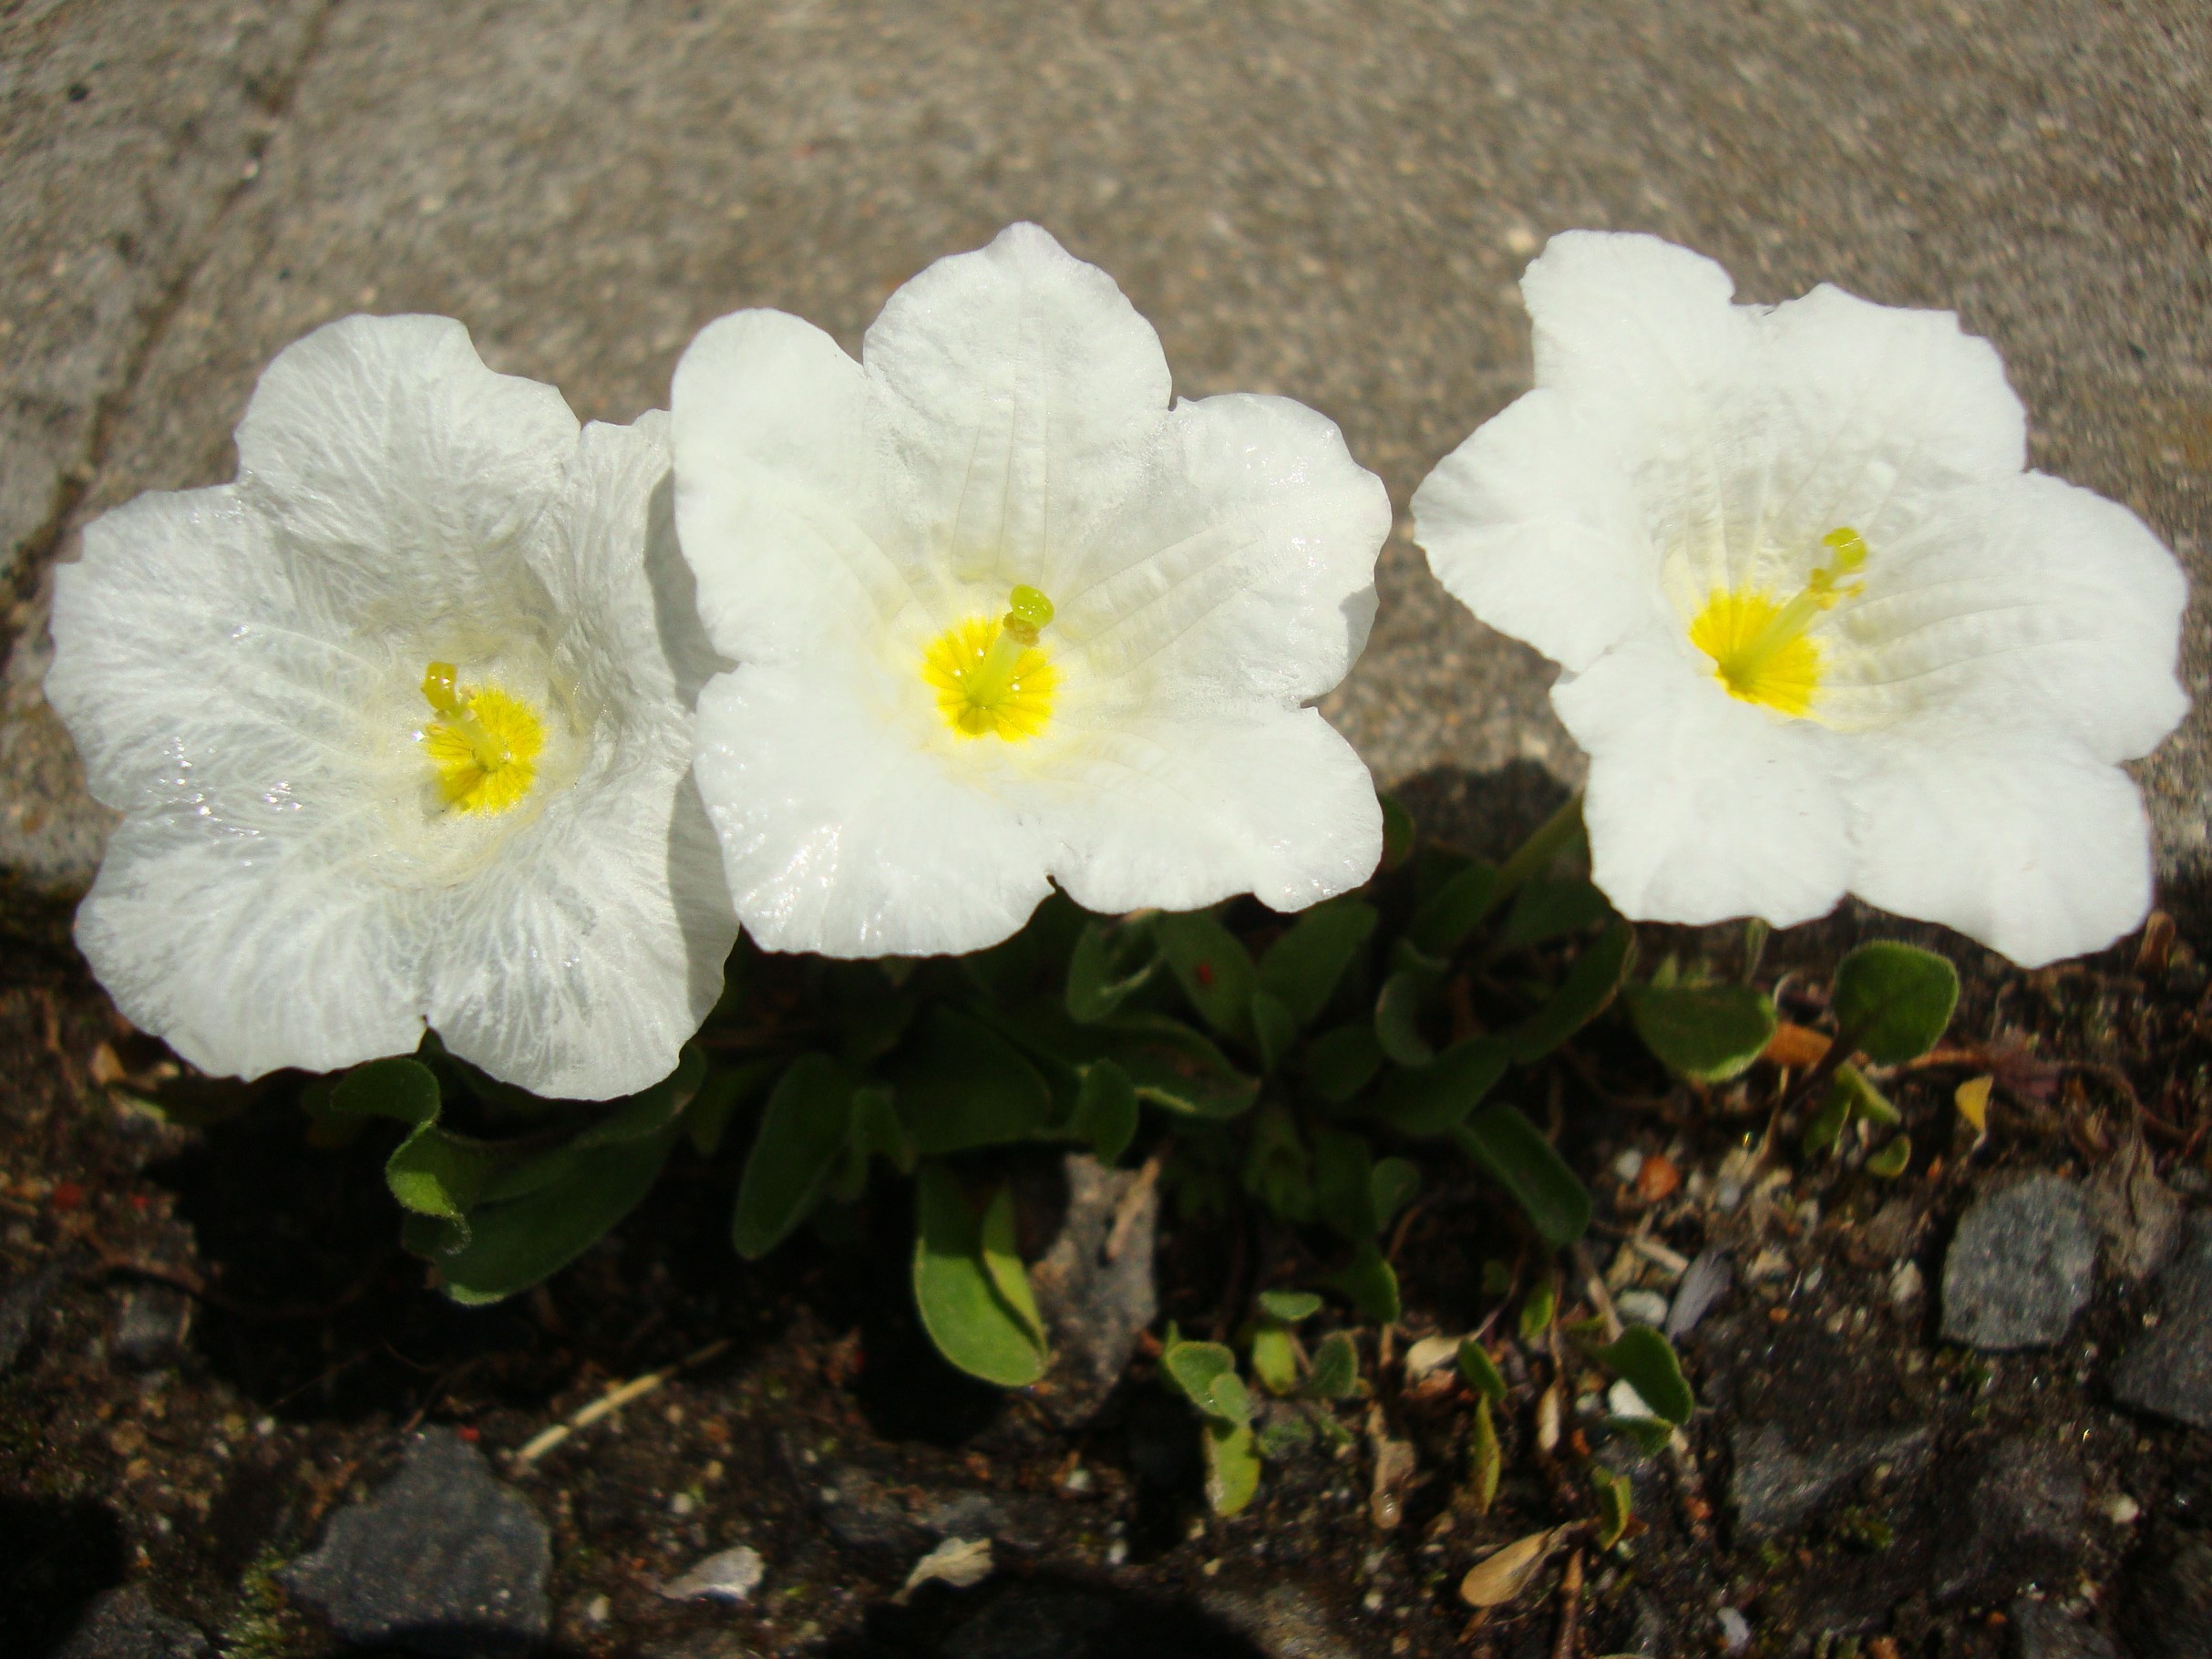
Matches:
[[2086, 1137, 2183, 1283], [2115, 1526, 2212, 1659], [657, 1544, 764, 1604], [1665, 1247, 1732, 1339], [1200, 1583, 1360, 1659], [1941, 1177, 2097, 1351], [943, 1588, 1122, 1659], [1028, 1152, 1157, 1427], [53, 1587, 208, 1659], [0, 1262, 64, 1373], [1930, 1437, 2086, 1606], [1728, 1418, 1932, 1540], [2113, 1211, 2212, 1430], [2008, 1599, 2119, 1659], [110, 1285, 190, 1371], [277, 1426, 550, 1654]]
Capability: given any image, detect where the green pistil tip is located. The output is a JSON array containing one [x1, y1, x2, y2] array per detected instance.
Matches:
[[1007, 585, 1055, 630]]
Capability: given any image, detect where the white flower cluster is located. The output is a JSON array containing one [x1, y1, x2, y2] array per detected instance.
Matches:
[[46, 224, 2188, 1097]]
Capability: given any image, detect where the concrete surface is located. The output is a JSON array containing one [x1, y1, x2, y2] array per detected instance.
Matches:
[[4, 0, 2207, 912]]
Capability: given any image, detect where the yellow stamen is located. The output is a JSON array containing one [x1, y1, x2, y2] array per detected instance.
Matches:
[[418, 661, 544, 814], [1688, 527, 1868, 717], [921, 586, 1059, 741]]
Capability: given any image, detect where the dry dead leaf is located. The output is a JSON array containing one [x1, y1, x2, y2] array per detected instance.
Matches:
[[1763, 1022, 1831, 1069], [895, 1537, 993, 1603], [1459, 1525, 1571, 1607], [1954, 1074, 1992, 1136]]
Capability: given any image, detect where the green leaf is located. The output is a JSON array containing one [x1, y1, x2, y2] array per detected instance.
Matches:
[[1607, 1415, 1676, 1456], [1505, 917, 1633, 1062], [1250, 989, 1300, 1073], [1373, 1036, 1509, 1138], [1256, 1411, 1316, 1459], [1327, 1241, 1401, 1324], [912, 1164, 1048, 1388], [1243, 1103, 1316, 1226], [1468, 1394, 1501, 1513], [1866, 1133, 1913, 1179], [1831, 1060, 1900, 1128], [1303, 1024, 1384, 1106], [385, 1123, 492, 1233], [1591, 1326, 1694, 1425], [1457, 1337, 1507, 1404], [1373, 969, 1440, 1066], [327, 1056, 442, 1128], [1094, 1015, 1259, 1119], [1803, 1080, 1851, 1155], [1249, 1324, 1301, 1395], [1068, 1061, 1139, 1165], [1518, 1278, 1557, 1344], [573, 1045, 706, 1149], [1312, 1128, 1378, 1241], [1455, 1105, 1592, 1247], [1301, 1328, 1361, 1400], [1379, 793, 1416, 872], [732, 1055, 854, 1260], [1161, 1338, 1251, 1426], [1157, 909, 1258, 1043], [1065, 914, 1161, 1024], [1407, 860, 1501, 959], [684, 1057, 781, 1158], [892, 1006, 1057, 1154], [1370, 1157, 1420, 1232], [1831, 940, 1959, 1064], [849, 1084, 915, 1172], [1591, 1464, 1633, 1550], [1623, 981, 1779, 1084], [1258, 900, 1379, 1025], [978, 1184, 1049, 1351], [1204, 1417, 1262, 1515], [436, 1129, 679, 1305], [1257, 1288, 1322, 1323], [1494, 878, 1612, 953]]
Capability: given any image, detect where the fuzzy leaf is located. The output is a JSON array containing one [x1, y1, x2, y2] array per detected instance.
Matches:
[[1831, 941, 1959, 1064], [1505, 917, 1633, 1062], [1455, 1105, 1592, 1247], [1301, 1329, 1362, 1400], [1373, 1036, 1509, 1138], [327, 1056, 441, 1128], [893, 1006, 1058, 1154], [1065, 915, 1160, 1024], [1248, 1324, 1301, 1395], [1258, 1288, 1322, 1324], [1623, 981, 1779, 1083], [1303, 1024, 1384, 1106], [1373, 970, 1440, 1066], [1494, 878, 1611, 953], [437, 1130, 679, 1306], [1327, 1241, 1401, 1324], [732, 1056, 854, 1260], [1157, 909, 1258, 1043], [912, 1164, 1048, 1387], [1069, 1060, 1139, 1165], [1457, 1337, 1507, 1404], [1204, 1418, 1262, 1516], [1468, 1394, 1501, 1514], [1407, 860, 1502, 959], [1591, 1326, 1694, 1425], [1258, 900, 1379, 1025], [1162, 1338, 1250, 1426], [1250, 989, 1300, 1073]]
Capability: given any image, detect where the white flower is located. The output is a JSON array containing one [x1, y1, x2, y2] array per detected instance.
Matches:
[[46, 314, 737, 1097], [672, 223, 1391, 957], [1414, 232, 2187, 967]]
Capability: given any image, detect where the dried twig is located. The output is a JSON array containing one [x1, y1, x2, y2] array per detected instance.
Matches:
[[512, 1337, 731, 1467]]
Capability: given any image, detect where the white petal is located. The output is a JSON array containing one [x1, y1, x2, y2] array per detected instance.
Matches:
[[1044, 707, 1383, 916], [1843, 716, 2154, 967], [1413, 387, 1662, 672], [693, 665, 1055, 957], [1822, 471, 2187, 762], [427, 751, 734, 1101], [862, 222, 1172, 597], [234, 314, 578, 627], [75, 817, 423, 1080], [672, 308, 927, 666], [1554, 639, 1851, 928], [1060, 391, 1390, 708]]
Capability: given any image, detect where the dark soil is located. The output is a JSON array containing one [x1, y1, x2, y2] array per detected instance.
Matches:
[[4, 774, 2209, 1659]]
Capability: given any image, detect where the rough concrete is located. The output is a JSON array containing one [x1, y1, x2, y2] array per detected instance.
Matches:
[[4, 0, 2207, 910]]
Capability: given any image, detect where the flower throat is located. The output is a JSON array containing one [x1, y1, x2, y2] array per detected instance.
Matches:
[[1689, 527, 1868, 717], [922, 585, 1059, 741], [418, 661, 545, 814]]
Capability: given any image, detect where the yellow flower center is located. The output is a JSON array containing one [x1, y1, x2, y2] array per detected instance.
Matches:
[[417, 661, 544, 815], [1688, 527, 1868, 718], [921, 585, 1059, 742]]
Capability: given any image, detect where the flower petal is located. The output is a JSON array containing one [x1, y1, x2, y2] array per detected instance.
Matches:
[[693, 665, 1055, 957], [861, 222, 1172, 599], [1414, 387, 1662, 672], [1843, 716, 2153, 967], [1554, 639, 1852, 928], [1043, 706, 1383, 916], [235, 314, 578, 623]]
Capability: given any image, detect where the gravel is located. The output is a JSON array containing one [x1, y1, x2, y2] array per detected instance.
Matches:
[[1939, 1177, 2097, 1351]]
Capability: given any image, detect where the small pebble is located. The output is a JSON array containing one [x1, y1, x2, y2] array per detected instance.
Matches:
[[1615, 1289, 1671, 1328], [2104, 1492, 2142, 1524], [1889, 1260, 1925, 1306], [1612, 1149, 1645, 1183], [1718, 1605, 1753, 1654], [1609, 1379, 1658, 1420], [669, 1491, 695, 1517], [658, 1544, 765, 1603], [585, 1594, 611, 1624]]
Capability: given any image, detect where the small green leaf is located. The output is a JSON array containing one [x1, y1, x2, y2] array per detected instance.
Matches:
[[1622, 981, 1779, 1084], [1607, 1416, 1677, 1456], [1803, 1080, 1851, 1155], [327, 1056, 442, 1128], [978, 1184, 1049, 1352], [1157, 909, 1258, 1043], [1494, 878, 1611, 953], [1249, 1324, 1301, 1395], [1469, 1394, 1501, 1513], [385, 1124, 492, 1231], [1505, 917, 1633, 1062], [1256, 1411, 1316, 1459], [1407, 860, 1501, 959], [1457, 1337, 1507, 1404], [1303, 1024, 1384, 1106], [1518, 1278, 1557, 1345], [573, 1046, 707, 1149], [1866, 1133, 1913, 1179], [684, 1057, 780, 1158], [1373, 1036, 1509, 1138], [436, 1130, 679, 1305], [1327, 1241, 1401, 1324], [1205, 1417, 1262, 1515], [912, 1164, 1048, 1388], [1094, 1015, 1259, 1119], [732, 1056, 854, 1260], [1591, 1326, 1694, 1425], [892, 1006, 1058, 1154], [1069, 1061, 1139, 1165], [1162, 1338, 1250, 1425], [1830, 1060, 1901, 1128], [1591, 1464, 1633, 1550], [1258, 900, 1379, 1025], [1243, 1102, 1316, 1225], [1258, 1288, 1322, 1323], [1312, 1128, 1378, 1241], [1370, 1157, 1420, 1232], [1301, 1329, 1361, 1400], [1455, 1105, 1593, 1248], [1831, 941, 1959, 1064], [1379, 794, 1416, 872], [1374, 969, 1440, 1066], [1250, 989, 1300, 1073], [1065, 915, 1160, 1024]]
